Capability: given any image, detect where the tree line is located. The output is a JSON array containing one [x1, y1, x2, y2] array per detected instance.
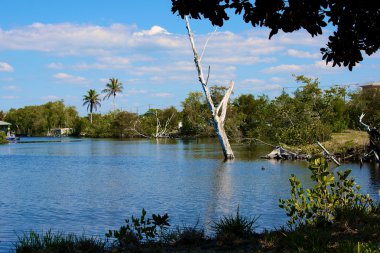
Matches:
[[1, 75, 379, 146]]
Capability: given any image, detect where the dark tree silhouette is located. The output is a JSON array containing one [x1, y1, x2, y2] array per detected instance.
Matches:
[[172, 0, 380, 70]]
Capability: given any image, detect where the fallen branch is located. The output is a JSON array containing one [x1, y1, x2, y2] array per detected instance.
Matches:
[[317, 141, 341, 166]]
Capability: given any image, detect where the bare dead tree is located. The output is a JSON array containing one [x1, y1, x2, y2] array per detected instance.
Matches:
[[128, 120, 150, 138], [129, 110, 175, 139], [153, 110, 175, 138], [185, 16, 234, 160]]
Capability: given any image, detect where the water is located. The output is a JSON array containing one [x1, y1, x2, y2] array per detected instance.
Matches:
[[0, 137, 379, 251]]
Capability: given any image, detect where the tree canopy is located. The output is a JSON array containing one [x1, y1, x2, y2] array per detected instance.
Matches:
[[172, 0, 380, 70]]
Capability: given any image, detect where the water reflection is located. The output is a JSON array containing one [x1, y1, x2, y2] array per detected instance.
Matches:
[[205, 161, 234, 231]]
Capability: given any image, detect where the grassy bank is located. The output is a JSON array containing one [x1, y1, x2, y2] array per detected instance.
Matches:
[[14, 206, 380, 253], [287, 130, 369, 161]]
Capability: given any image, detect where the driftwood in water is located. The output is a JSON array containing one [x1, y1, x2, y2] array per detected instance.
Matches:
[[262, 146, 309, 160]]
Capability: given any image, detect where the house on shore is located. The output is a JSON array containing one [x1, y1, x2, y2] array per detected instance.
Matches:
[[360, 82, 380, 91], [0, 120, 11, 134]]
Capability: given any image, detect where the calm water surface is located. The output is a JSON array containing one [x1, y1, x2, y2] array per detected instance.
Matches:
[[0, 137, 379, 251]]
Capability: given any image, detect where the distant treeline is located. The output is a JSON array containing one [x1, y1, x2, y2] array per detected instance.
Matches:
[[1, 76, 379, 145]]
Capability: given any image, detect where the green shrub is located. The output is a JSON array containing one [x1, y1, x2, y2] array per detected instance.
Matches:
[[164, 225, 207, 246], [0, 131, 8, 144], [212, 207, 258, 241], [279, 157, 374, 227], [106, 208, 170, 248]]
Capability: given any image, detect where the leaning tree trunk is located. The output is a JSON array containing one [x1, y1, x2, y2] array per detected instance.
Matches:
[[185, 16, 235, 160]]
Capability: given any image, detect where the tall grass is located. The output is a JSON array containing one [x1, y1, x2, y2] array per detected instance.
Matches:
[[15, 230, 105, 253]]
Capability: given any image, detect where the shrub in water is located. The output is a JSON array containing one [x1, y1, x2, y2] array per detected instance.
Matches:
[[279, 157, 374, 227]]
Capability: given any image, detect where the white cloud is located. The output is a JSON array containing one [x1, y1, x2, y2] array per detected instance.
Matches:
[[287, 49, 320, 59], [0, 23, 180, 56], [0, 62, 14, 72], [257, 84, 283, 91], [314, 60, 335, 69], [134, 26, 170, 36], [150, 92, 172, 98], [47, 62, 64, 69], [2, 85, 18, 91], [241, 79, 265, 85], [204, 56, 275, 65], [276, 31, 327, 47], [271, 77, 287, 83], [0, 95, 18, 99], [53, 72, 88, 84], [262, 64, 304, 74], [42, 95, 60, 101]]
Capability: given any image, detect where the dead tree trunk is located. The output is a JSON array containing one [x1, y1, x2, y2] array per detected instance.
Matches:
[[185, 16, 235, 160], [153, 110, 174, 138]]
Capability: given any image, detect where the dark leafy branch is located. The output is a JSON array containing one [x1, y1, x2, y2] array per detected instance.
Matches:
[[172, 0, 380, 70]]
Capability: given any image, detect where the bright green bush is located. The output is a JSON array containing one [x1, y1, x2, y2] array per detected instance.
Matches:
[[279, 157, 373, 227], [0, 131, 8, 144]]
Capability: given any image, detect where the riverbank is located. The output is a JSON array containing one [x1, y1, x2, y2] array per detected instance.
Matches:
[[283, 130, 369, 162], [15, 206, 380, 253]]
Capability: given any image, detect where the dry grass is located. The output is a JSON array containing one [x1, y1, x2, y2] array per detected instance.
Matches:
[[327, 130, 369, 148], [290, 130, 370, 159]]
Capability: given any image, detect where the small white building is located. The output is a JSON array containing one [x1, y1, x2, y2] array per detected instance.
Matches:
[[50, 128, 73, 137], [360, 82, 380, 91]]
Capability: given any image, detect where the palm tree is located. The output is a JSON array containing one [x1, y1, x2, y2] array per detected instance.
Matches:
[[83, 89, 101, 124], [102, 78, 123, 111]]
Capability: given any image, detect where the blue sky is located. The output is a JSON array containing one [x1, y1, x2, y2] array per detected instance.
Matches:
[[0, 0, 379, 115]]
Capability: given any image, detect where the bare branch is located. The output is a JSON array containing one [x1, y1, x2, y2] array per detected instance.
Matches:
[[128, 120, 150, 138], [185, 16, 215, 114], [359, 113, 371, 132], [206, 65, 210, 86], [161, 113, 175, 137], [216, 81, 234, 122], [200, 27, 217, 62]]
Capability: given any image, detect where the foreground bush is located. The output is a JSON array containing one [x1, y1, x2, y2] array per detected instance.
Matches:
[[212, 207, 258, 242], [279, 157, 374, 227]]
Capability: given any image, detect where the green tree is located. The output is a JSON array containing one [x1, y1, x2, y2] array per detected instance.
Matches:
[[180, 92, 212, 137], [83, 89, 101, 124], [322, 86, 348, 132], [348, 88, 380, 129], [111, 111, 139, 138], [266, 76, 333, 145], [172, 0, 380, 70], [234, 94, 270, 139], [5, 101, 79, 136], [102, 78, 123, 111]]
